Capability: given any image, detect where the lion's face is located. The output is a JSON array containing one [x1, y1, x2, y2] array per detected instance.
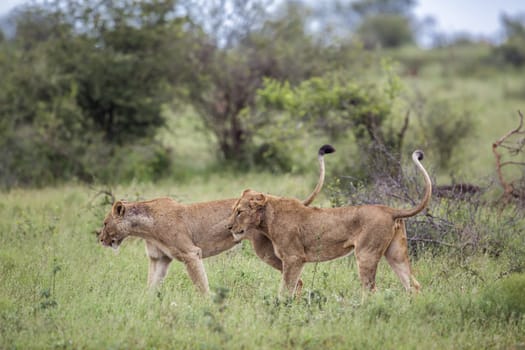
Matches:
[[228, 190, 267, 242], [98, 201, 129, 250]]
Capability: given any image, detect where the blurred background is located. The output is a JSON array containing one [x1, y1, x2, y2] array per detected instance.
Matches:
[[0, 0, 523, 194]]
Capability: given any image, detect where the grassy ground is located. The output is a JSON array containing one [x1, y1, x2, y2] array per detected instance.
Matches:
[[1, 182, 523, 349]]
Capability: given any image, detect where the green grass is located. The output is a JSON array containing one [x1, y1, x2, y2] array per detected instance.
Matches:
[[1, 183, 524, 349]]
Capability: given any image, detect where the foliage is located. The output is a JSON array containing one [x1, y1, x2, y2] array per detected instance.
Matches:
[[352, 0, 416, 49], [356, 14, 414, 49], [494, 37, 525, 67], [254, 63, 408, 178], [18, 0, 191, 144], [493, 13, 525, 67], [351, 0, 416, 17], [409, 96, 476, 170], [0, 0, 524, 189], [180, 1, 352, 164], [0, 0, 191, 186]]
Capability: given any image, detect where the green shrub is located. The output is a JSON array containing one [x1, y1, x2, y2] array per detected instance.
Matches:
[[356, 14, 414, 49], [478, 274, 525, 322], [253, 65, 407, 179], [92, 142, 174, 184], [493, 37, 525, 67], [418, 100, 475, 169]]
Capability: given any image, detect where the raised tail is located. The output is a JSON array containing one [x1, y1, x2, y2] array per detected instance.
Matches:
[[302, 144, 336, 206], [393, 150, 432, 219]]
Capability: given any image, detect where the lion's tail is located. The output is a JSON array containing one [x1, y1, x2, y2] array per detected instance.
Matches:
[[393, 150, 432, 219], [302, 144, 336, 206]]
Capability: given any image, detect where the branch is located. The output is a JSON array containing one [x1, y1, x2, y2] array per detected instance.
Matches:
[[396, 110, 410, 149], [500, 161, 525, 167], [492, 110, 524, 198], [88, 186, 116, 206], [407, 237, 459, 248]]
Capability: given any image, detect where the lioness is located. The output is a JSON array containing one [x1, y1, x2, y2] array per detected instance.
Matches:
[[227, 150, 431, 297], [98, 145, 335, 294]]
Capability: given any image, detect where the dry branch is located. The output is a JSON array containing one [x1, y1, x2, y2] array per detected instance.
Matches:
[[492, 110, 525, 201], [88, 186, 116, 206]]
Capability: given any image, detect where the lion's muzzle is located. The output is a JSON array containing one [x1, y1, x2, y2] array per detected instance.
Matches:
[[227, 223, 245, 242], [231, 231, 245, 242]]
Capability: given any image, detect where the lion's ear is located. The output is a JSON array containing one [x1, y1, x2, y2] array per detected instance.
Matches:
[[112, 201, 126, 217], [241, 189, 253, 197], [250, 193, 267, 209]]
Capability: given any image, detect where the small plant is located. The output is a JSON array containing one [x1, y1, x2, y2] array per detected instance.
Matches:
[[39, 258, 61, 311]]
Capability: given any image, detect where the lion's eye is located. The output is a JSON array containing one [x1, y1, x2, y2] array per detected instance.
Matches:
[[236, 210, 242, 217]]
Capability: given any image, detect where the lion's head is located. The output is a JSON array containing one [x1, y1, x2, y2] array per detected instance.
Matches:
[[228, 189, 268, 242], [98, 201, 131, 250]]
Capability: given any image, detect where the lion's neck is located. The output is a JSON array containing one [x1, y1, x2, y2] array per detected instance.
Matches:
[[260, 200, 281, 239], [262, 198, 306, 239], [126, 215, 156, 240]]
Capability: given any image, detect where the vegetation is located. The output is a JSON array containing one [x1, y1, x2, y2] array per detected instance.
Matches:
[[0, 0, 524, 186], [0, 180, 523, 349]]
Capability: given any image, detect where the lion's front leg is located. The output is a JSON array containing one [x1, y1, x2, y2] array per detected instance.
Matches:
[[280, 256, 305, 298], [145, 241, 172, 288], [148, 256, 171, 287], [250, 232, 283, 271], [250, 232, 305, 294]]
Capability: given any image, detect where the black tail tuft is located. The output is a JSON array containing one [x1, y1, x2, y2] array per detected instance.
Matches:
[[319, 144, 336, 156], [414, 150, 424, 161]]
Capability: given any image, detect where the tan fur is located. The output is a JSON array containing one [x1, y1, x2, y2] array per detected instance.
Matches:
[[228, 150, 431, 297], [97, 145, 334, 294]]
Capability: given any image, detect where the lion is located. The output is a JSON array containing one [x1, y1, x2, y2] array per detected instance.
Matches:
[[227, 150, 431, 297], [97, 145, 335, 294]]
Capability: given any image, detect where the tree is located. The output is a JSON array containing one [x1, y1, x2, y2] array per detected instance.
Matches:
[[356, 14, 414, 49], [351, 0, 415, 17], [494, 13, 525, 67], [352, 0, 416, 49], [181, 1, 336, 163], [40, 0, 192, 144], [0, 0, 194, 186]]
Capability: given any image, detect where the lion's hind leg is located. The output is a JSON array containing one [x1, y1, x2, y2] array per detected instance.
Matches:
[[182, 250, 210, 295], [384, 220, 420, 293], [355, 249, 381, 292], [354, 248, 383, 303]]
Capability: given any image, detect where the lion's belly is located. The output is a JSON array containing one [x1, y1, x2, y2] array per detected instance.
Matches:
[[304, 243, 354, 262], [298, 213, 359, 262]]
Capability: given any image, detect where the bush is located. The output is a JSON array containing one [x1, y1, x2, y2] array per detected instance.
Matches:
[[253, 65, 407, 179], [102, 143, 174, 184], [356, 14, 414, 49], [478, 274, 525, 322], [493, 37, 525, 67], [413, 98, 476, 170], [0, 128, 174, 188]]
